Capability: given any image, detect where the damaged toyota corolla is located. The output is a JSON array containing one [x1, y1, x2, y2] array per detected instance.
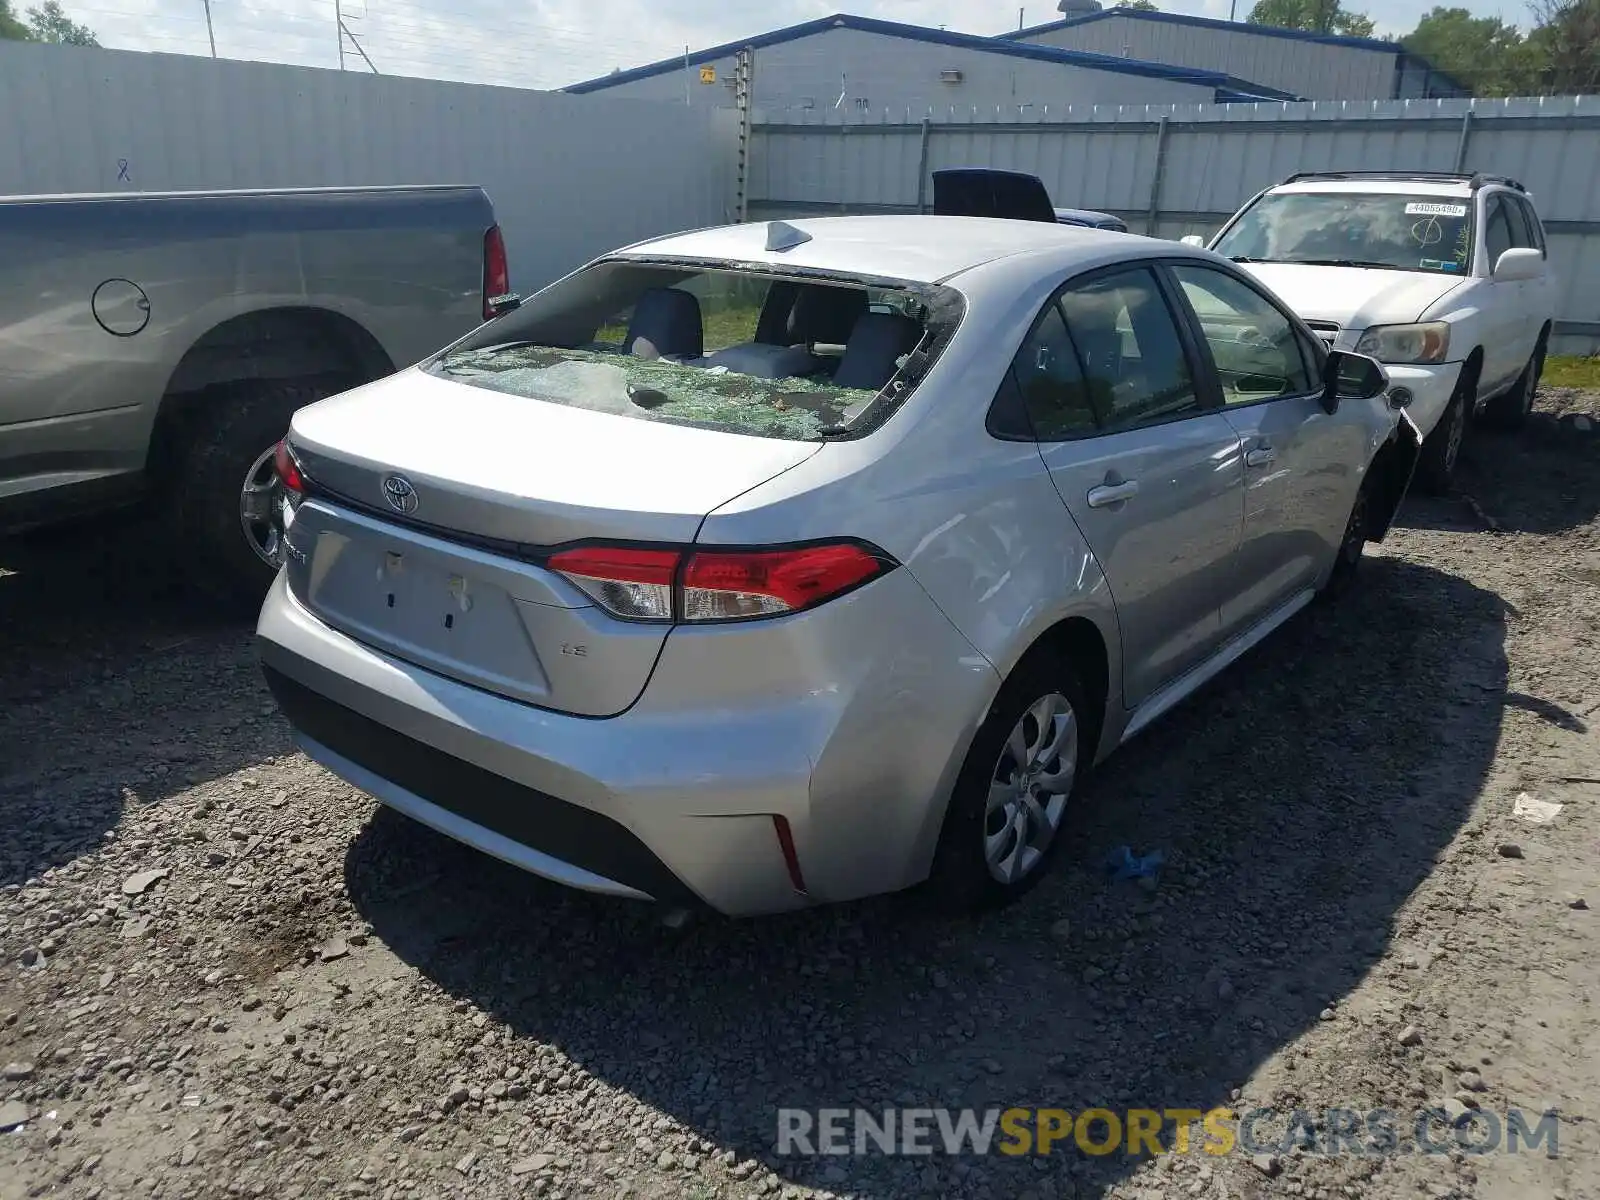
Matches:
[[257, 215, 1421, 918]]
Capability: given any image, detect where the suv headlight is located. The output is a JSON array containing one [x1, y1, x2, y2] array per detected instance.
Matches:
[[1353, 322, 1452, 365]]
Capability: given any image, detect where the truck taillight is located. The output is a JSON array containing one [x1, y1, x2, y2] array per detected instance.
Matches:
[[545, 541, 895, 624], [483, 224, 511, 321]]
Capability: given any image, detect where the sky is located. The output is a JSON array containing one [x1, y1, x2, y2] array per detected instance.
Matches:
[[60, 0, 1530, 91]]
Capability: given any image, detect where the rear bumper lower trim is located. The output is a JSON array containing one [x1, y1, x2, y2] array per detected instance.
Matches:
[[262, 665, 703, 908]]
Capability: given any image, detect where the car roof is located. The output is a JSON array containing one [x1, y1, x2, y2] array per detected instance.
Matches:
[[611, 215, 1137, 285], [1271, 178, 1475, 198]]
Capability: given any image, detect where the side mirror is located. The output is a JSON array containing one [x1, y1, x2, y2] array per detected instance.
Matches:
[[1321, 350, 1389, 414], [1492, 247, 1543, 282], [1180, 235, 1206, 248]]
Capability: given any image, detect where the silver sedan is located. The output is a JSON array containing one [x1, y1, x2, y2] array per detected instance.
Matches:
[[257, 215, 1419, 917]]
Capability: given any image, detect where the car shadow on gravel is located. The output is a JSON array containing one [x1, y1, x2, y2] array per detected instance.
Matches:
[[346, 555, 1508, 1199], [0, 520, 286, 888], [1399, 399, 1600, 538]]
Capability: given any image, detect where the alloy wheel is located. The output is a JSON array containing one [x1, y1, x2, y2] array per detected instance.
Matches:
[[239, 444, 287, 569], [984, 693, 1078, 884]]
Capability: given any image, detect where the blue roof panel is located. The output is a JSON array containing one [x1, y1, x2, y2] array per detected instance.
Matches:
[[1005, 6, 1402, 54], [565, 12, 1300, 100]]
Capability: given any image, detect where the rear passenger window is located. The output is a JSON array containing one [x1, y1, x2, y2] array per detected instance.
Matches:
[[1009, 304, 1099, 440], [1058, 268, 1201, 433]]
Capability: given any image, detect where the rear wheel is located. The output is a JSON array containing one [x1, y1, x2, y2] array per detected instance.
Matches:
[[175, 376, 350, 603], [928, 656, 1088, 913], [1415, 363, 1475, 496], [1482, 334, 1548, 431]]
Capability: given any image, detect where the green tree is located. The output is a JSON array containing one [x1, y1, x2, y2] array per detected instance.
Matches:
[[25, 0, 96, 44], [1, 0, 36, 41], [1247, 0, 1377, 37], [1403, 6, 1532, 95], [1524, 0, 1600, 93]]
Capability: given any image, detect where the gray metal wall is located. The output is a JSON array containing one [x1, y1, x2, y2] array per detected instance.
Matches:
[[0, 41, 739, 295], [1015, 16, 1397, 102], [750, 96, 1600, 353], [582, 27, 1228, 119]]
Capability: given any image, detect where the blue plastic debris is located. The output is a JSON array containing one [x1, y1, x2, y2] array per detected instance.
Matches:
[[1106, 845, 1165, 882]]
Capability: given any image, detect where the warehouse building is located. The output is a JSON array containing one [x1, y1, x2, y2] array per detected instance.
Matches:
[[565, 14, 1298, 116], [1005, 6, 1466, 102]]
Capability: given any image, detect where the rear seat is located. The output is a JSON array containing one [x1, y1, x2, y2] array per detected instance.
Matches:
[[700, 284, 869, 380]]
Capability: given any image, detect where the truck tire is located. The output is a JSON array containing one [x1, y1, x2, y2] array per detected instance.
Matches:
[[175, 376, 348, 604], [1481, 333, 1547, 432]]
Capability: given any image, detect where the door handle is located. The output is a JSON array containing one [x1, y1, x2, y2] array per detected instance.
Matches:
[[1245, 446, 1276, 468], [1087, 480, 1140, 508]]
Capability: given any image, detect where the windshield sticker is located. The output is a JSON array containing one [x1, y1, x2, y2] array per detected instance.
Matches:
[[1405, 202, 1468, 218], [1419, 259, 1461, 272]]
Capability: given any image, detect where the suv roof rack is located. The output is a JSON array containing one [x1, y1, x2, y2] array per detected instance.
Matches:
[[1280, 170, 1525, 193]]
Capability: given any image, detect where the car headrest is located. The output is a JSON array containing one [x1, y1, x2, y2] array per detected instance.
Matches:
[[625, 288, 704, 360], [833, 312, 923, 392]]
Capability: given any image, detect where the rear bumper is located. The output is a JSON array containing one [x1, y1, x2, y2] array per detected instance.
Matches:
[[256, 569, 997, 916]]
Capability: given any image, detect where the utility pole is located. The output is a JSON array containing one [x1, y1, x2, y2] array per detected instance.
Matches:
[[335, 0, 345, 69], [201, 0, 216, 56], [1229, 0, 1238, 19], [341, 20, 378, 73], [734, 47, 754, 223]]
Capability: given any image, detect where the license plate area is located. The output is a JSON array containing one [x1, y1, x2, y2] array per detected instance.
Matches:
[[302, 526, 555, 705]]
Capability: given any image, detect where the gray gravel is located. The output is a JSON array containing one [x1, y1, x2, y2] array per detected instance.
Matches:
[[3, 389, 1598, 1200]]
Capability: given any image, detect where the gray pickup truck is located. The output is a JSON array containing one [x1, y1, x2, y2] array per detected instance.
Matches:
[[0, 184, 510, 596]]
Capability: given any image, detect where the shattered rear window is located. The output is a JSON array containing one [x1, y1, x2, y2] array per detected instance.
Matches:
[[438, 346, 877, 441], [427, 262, 963, 442]]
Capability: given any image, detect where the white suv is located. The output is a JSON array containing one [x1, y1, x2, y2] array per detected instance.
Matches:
[[1200, 172, 1556, 492]]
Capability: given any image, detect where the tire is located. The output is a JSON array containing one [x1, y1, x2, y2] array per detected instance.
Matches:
[[174, 376, 350, 604], [1481, 334, 1548, 432], [927, 655, 1090, 914], [1321, 473, 1372, 601], [1415, 362, 1475, 496]]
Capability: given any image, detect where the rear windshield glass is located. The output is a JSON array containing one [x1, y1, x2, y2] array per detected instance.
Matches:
[[1213, 192, 1475, 275], [429, 263, 962, 442]]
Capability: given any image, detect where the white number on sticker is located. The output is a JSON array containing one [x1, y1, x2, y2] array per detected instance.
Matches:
[[1405, 202, 1468, 217]]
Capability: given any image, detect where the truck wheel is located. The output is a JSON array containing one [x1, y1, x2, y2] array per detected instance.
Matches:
[[1415, 363, 1475, 496], [1482, 334, 1547, 432], [176, 377, 348, 603]]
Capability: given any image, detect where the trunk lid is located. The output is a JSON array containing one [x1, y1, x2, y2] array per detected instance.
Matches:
[[281, 368, 820, 716]]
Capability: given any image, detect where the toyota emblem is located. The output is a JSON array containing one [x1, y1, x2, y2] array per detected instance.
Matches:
[[382, 474, 418, 515]]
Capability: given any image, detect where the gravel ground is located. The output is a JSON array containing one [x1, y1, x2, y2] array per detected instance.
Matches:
[[3, 388, 1599, 1200]]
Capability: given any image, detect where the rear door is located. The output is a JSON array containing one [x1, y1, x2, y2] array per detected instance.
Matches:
[[1164, 261, 1362, 637], [1014, 264, 1245, 707]]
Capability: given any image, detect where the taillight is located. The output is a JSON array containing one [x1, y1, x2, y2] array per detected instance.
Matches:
[[546, 545, 678, 622], [682, 544, 888, 621], [273, 440, 305, 496], [483, 224, 511, 321], [545, 541, 894, 624]]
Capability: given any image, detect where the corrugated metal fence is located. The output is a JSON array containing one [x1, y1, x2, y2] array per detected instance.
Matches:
[[749, 96, 1600, 354], [0, 41, 739, 295]]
